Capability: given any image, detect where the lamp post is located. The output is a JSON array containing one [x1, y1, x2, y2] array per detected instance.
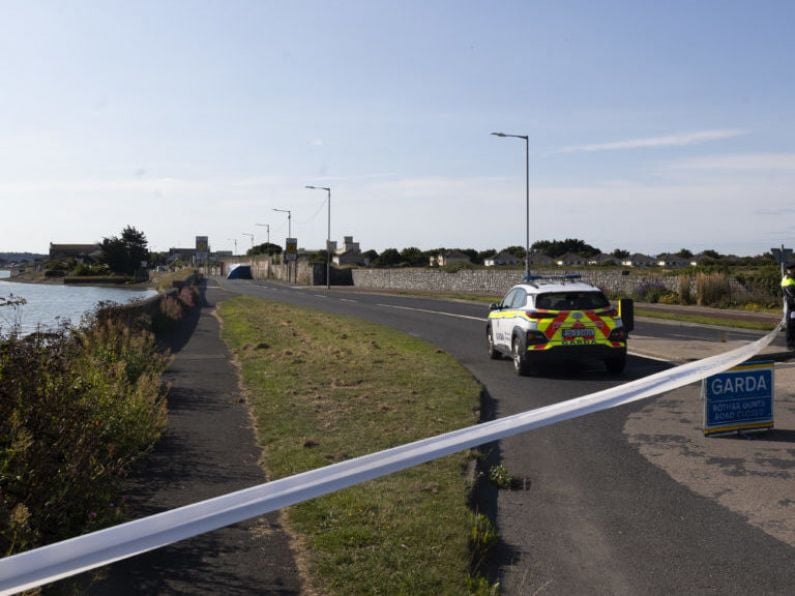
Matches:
[[255, 223, 270, 246], [273, 209, 292, 238], [227, 238, 238, 256], [305, 185, 332, 289], [242, 233, 254, 250], [492, 132, 530, 280]]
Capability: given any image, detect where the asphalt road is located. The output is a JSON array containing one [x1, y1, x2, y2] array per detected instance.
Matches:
[[214, 278, 795, 595]]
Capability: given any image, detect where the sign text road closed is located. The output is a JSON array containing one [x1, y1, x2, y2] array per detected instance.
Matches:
[[703, 361, 774, 435]]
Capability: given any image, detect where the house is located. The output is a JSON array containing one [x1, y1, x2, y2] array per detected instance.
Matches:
[[588, 253, 619, 266], [331, 236, 367, 266], [621, 253, 656, 267], [429, 250, 471, 267], [48, 243, 102, 262], [337, 236, 360, 254], [333, 250, 368, 267], [167, 248, 198, 264], [484, 250, 522, 267], [528, 252, 554, 267], [656, 253, 691, 268], [555, 252, 588, 267]]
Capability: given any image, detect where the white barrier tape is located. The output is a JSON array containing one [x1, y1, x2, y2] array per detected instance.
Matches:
[[0, 321, 783, 594]]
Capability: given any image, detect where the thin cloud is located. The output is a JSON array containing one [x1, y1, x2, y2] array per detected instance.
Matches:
[[558, 129, 747, 154], [668, 153, 795, 172]]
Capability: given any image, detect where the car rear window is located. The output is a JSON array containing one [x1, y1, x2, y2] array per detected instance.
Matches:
[[535, 291, 609, 310]]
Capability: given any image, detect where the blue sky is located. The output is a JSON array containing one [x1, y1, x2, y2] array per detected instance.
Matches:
[[2, 1, 795, 256]]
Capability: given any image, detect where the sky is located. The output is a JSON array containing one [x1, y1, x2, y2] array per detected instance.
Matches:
[[2, 0, 795, 257]]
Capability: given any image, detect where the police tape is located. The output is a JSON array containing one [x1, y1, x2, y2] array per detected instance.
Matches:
[[0, 322, 784, 594]]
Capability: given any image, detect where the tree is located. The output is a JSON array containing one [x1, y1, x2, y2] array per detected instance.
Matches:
[[122, 226, 149, 271], [532, 238, 600, 258], [478, 249, 497, 263], [374, 248, 401, 267], [502, 246, 527, 258], [676, 248, 693, 258], [362, 249, 379, 265], [100, 226, 150, 275], [611, 248, 630, 259], [248, 242, 283, 256], [399, 247, 426, 267]]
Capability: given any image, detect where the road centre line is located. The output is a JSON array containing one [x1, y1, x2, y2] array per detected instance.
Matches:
[[339, 298, 358, 303], [376, 303, 485, 322]]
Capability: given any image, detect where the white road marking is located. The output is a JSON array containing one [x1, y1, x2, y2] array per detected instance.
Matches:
[[376, 303, 486, 322], [340, 298, 358, 303]]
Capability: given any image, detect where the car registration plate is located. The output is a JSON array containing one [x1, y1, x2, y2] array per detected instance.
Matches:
[[562, 328, 595, 342]]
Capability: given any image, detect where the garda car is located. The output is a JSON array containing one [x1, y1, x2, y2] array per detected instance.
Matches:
[[486, 276, 627, 375]]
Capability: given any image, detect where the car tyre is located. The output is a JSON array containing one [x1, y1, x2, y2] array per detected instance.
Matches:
[[605, 356, 626, 374], [512, 336, 531, 376], [487, 326, 501, 360]]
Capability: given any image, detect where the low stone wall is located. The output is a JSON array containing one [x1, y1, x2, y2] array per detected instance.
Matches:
[[218, 256, 328, 285], [350, 268, 682, 297], [96, 290, 175, 328]]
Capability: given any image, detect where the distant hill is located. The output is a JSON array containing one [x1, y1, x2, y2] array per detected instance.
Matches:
[[0, 252, 46, 264]]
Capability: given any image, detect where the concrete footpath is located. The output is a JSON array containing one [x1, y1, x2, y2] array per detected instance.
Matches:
[[78, 284, 302, 595], [627, 317, 795, 549]]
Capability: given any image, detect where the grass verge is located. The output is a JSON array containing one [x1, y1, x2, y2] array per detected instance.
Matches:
[[634, 307, 778, 331], [218, 295, 489, 594]]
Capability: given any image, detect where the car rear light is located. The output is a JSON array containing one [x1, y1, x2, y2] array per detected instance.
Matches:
[[527, 311, 558, 319], [608, 328, 626, 341], [526, 330, 548, 345]]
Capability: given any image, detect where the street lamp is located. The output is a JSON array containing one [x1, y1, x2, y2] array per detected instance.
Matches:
[[306, 185, 332, 289], [273, 208, 292, 238], [255, 223, 270, 246], [227, 238, 238, 256], [492, 132, 530, 280], [242, 233, 254, 250]]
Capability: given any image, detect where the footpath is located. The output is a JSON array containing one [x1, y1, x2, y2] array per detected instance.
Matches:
[[80, 283, 302, 595], [627, 310, 795, 549]]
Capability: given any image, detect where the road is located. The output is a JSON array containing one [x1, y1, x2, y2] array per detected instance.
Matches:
[[214, 278, 795, 595]]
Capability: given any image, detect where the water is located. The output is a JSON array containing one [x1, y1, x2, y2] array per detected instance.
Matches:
[[0, 275, 157, 334]]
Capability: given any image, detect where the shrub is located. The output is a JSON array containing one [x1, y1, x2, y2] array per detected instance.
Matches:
[[152, 295, 183, 333], [677, 275, 694, 305], [443, 261, 476, 273], [695, 272, 731, 306], [734, 268, 781, 308], [0, 318, 168, 555], [633, 280, 669, 303], [658, 292, 680, 305]]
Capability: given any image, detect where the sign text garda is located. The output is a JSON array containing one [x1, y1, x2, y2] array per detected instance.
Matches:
[[703, 361, 774, 435]]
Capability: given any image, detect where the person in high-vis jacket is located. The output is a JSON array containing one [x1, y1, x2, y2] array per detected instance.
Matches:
[[782, 263, 795, 349]]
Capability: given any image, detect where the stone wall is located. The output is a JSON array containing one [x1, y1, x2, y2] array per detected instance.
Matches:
[[218, 255, 325, 285], [350, 268, 682, 297]]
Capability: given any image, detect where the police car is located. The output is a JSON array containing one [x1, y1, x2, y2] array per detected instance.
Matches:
[[486, 276, 628, 375]]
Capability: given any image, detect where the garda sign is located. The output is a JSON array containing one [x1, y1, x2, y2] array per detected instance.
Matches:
[[703, 361, 774, 435]]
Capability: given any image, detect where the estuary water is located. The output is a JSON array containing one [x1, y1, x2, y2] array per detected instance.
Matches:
[[0, 273, 157, 334]]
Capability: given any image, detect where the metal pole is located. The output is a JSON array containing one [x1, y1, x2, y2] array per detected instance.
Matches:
[[327, 188, 331, 290], [491, 132, 531, 280], [524, 136, 530, 280], [306, 185, 332, 289]]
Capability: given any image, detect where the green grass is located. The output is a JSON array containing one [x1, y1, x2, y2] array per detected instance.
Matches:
[[218, 296, 486, 595], [633, 307, 778, 331]]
